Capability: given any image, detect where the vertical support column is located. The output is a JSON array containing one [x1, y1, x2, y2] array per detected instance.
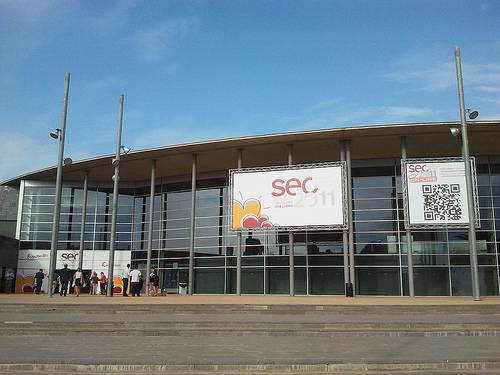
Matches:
[[236, 149, 243, 295], [340, 142, 350, 294], [346, 140, 355, 295], [288, 144, 294, 296], [188, 154, 197, 295], [401, 137, 415, 297], [146, 159, 156, 296], [77, 171, 88, 271]]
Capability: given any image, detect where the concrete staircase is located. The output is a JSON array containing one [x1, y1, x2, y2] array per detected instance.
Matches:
[[1, 302, 500, 373]]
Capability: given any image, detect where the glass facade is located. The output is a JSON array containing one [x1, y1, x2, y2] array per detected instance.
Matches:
[[16, 160, 500, 296]]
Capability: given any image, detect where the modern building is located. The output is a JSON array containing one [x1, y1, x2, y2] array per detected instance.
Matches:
[[1, 120, 500, 296]]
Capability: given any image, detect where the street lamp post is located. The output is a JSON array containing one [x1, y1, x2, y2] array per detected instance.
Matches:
[[454, 46, 481, 301], [47, 72, 71, 298], [107, 95, 125, 296]]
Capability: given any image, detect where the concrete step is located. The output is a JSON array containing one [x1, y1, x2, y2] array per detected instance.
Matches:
[[2, 321, 500, 337], [1, 361, 500, 374], [2, 303, 500, 314]]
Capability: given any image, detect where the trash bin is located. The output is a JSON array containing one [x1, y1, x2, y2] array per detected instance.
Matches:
[[178, 282, 188, 295], [345, 282, 354, 297]]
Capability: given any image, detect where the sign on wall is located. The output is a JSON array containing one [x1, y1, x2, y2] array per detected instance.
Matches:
[[402, 158, 479, 229], [230, 162, 347, 231]]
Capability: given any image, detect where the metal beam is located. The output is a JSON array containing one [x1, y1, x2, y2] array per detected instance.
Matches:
[[288, 144, 294, 296], [77, 170, 88, 271], [401, 136, 415, 297], [188, 154, 197, 295], [146, 159, 156, 295], [236, 149, 242, 295]]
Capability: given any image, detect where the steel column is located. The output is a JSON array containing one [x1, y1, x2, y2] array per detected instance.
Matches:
[[455, 46, 480, 301], [346, 140, 355, 295], [48, 72, 71, 298], [77, 170, 88, 271], [236, 149, 242, 295], [146, 159, 156, 295], [340, 142, 350, 292], [401, 136, 415, 297], [188, 154, 197, 295], [106, 95, 124, 296], [288, 144, 294, 296]]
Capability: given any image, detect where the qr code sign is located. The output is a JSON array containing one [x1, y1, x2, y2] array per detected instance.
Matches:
[[422, 184, 462, 221]]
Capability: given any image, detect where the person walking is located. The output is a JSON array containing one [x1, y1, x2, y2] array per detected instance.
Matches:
[[34, 269, 44, 294], [99, 272, 107, 295], [121, 264, 131, 297], [58, 264, 72, 297], [73, 268, 83, 297], [130, 267, 142, 297], [4, 269, 15, 293], [90, 271, 98, 295], [149, 269, 159, 296]]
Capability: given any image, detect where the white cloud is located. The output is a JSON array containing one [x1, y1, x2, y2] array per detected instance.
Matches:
[[85, 1, 135, 36], [385, 60, 500, 93], [127, 19, 191, 62]]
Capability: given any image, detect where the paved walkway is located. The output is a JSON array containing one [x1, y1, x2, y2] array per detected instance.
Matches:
[[1, 294, 499, 305]]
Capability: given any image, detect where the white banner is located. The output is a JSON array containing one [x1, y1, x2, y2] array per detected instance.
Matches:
[[403, 158, 478, 228], [230, 163, 346, 230]]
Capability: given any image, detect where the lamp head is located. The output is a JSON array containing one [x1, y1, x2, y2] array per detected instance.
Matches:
[[120, 146, 131, 155], [467, 109, 479, 120], [450, 127, 461, 137], [50, 129, 60, 139], [63, 158, 72, 166]]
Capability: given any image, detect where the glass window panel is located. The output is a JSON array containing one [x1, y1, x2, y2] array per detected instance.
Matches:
[[308, 255, 344, 266], [354, 221, 397, 232], [194, 269, 225, 294], [309, 267, 344, 295], [353, 188, 394, 199], [241, 256, 264, 266], [266, 268, 289, 294], [412, 267, 450, 296], [353, 199, 396, 210], [241, 268, 264, 294], [354, 255, 399, 266], [355, 267, 400, 296], [266, 256, 289, 266], [294, 267, 307, 295], [354, 232, 398, 243], [354, 210, 395, 221]]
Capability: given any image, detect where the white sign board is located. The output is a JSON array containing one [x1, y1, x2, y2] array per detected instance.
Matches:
[[402, 158, 478, 228], [230, 163, 346, 230]]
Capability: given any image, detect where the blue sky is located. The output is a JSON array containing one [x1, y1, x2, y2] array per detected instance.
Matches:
[[1, 0, 500, 181]]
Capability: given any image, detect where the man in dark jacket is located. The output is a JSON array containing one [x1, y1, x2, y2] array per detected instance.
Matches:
[[34, 269, 44, 294], [59, 264, 72, 297]]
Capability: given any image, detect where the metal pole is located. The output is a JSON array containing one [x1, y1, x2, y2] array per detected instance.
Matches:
[[77, 170, 88, 271], [188, 154, 197, 295], [401, 137, 415, 297], [346, 140, 355, 295], [107, 95, 124, 296], [288, 144, 294, 296], [236, 149, 242, 295], [340, 141, 350, 293], [455, 46, 481, 301], [48, 72, 70, 298], [146, 160, 156, 296]]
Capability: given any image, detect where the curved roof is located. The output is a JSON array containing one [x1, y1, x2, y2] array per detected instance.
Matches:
[[3, 120, 500, 186]]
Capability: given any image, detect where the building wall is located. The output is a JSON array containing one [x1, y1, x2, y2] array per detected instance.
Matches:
[[13, 157, 500, 296], [0, 186, 19, 292]]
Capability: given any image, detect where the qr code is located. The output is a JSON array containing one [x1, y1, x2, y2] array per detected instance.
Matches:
[[422, 184, 462, 221]]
